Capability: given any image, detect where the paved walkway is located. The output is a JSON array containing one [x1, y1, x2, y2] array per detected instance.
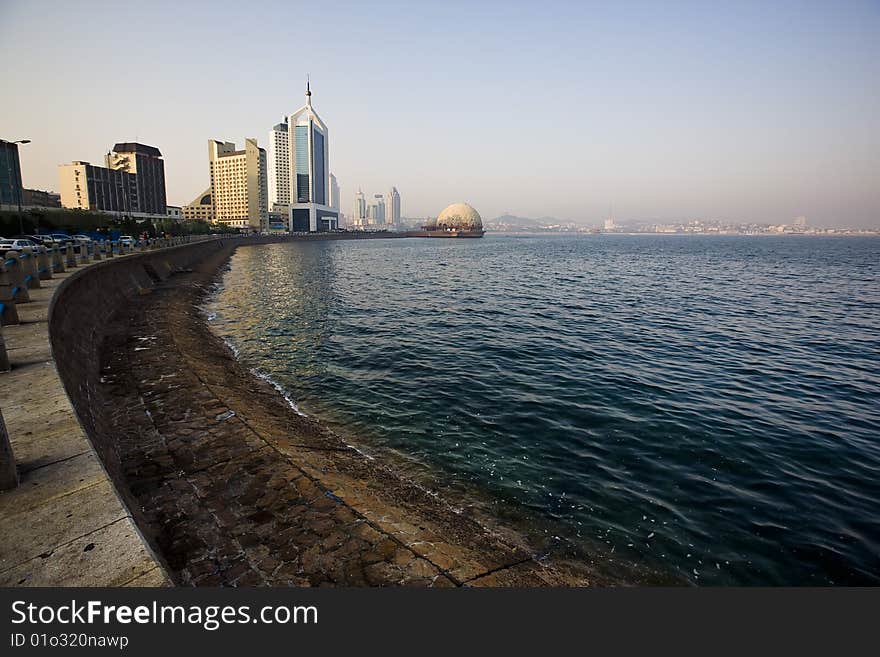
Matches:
[[0, 258, 169, 586]]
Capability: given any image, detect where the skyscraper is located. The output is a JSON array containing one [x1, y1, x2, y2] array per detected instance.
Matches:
[[267, 118, 290, 209], [288, 81, 339, 232], [208, 138, 267, 231], [369, 194, 385, 225], [353, 188, 367, 226], [329, 173, 340, 211], [385, 186, 401, 230]]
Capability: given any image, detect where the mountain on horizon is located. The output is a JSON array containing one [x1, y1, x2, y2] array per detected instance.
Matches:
[[487, 214, 581, 230]]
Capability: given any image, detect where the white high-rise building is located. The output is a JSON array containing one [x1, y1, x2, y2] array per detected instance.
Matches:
[[385, 186, 401, 230], [288, 81, 338, 232], [267, 118, 290, 209], [353, 188, 367, 226], [329, 173, 340, 211]]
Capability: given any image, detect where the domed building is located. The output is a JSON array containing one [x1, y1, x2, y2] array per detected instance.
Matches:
[[421, 202, 484, 237]]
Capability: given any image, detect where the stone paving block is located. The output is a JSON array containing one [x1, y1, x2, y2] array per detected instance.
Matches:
[[0, 517, 160, 587], [0, 452, 105, 521], [6, 416, 90, 474], [0, 480, 126, 573]]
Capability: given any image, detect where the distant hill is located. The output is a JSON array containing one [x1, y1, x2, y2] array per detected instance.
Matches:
[[486, 214, 570, 230]]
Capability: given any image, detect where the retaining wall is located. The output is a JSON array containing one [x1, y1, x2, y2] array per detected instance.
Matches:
[[47, 236, 285, 563]]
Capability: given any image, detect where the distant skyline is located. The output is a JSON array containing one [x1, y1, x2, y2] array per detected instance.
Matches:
[[1, 0, 878, 227]]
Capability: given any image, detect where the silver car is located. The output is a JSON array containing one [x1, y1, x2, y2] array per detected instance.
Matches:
[[0, 239, 38, 253]]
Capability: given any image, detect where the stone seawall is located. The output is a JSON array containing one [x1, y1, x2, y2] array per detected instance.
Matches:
[[47, 237, 285, 570]]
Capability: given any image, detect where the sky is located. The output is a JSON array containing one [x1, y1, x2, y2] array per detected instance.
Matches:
[[1, 0, 878, 227]]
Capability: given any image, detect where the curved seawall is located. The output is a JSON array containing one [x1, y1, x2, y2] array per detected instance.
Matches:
[[37, 235, 599, 587], [43, 237, 286, 585], [50, 239, 238, 518], [0, 238, 252, 585]]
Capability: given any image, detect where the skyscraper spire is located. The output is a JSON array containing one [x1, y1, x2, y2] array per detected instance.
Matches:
[[306, 75, 311, 105]]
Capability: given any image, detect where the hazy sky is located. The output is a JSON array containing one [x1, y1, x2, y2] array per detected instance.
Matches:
[[2, 1, 878, 226]]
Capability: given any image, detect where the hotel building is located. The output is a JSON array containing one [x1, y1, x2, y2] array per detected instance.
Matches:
[[288, 83, 338, 232], [208, 138, 268, 230]]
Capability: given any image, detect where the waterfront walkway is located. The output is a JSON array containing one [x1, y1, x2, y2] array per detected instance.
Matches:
[[0, 252, 169, 586]]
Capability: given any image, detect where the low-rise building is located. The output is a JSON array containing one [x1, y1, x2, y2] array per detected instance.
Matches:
[[182, 188, 214, 222], [22, 188, 61, 208]]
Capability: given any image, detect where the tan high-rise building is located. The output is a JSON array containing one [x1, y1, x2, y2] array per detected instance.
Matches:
[[208, 138, 267, 230]]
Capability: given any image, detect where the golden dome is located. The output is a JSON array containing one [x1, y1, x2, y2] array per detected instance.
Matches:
[[436, 203, 482, 230]]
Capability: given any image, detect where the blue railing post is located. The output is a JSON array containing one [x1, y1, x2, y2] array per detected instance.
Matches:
[[0, 325, 9, 372], [21, 247, 41, 290], [0, 258, 20, 326], [3, 252, 29, 303], [51, 245, 66, 273], [0, 408, 17, 491], [37, 246, 52, 280], [65, 243, 77, 268]]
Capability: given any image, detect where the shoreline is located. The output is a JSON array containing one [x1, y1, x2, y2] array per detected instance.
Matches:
[[205, 242, 680, 586], [88, 239, 605, 586]]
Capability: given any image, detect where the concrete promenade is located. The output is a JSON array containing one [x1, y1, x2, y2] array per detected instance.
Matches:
[[0, 245, 170, 586]]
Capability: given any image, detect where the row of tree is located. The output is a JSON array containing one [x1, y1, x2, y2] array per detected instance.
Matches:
[[0, 208, 217, 239]]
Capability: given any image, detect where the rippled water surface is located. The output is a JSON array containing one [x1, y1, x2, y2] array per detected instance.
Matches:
[[206, 235, 880, 585]]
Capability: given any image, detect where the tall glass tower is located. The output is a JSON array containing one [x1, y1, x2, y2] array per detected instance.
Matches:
[[287, 81, 338, 232]]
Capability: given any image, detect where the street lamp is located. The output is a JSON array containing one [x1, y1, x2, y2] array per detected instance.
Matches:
[[2, 138, 31, 235]]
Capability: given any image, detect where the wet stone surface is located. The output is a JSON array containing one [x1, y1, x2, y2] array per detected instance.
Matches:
[[94, 250, 589, 587]]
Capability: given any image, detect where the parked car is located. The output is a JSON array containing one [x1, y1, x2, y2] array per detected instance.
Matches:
[[50, 233, 73, 246], [118, 235, 135, 246], [0, 238, 40, 253], [26, 235, 55, 247], [10, 235, 44, 248]]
